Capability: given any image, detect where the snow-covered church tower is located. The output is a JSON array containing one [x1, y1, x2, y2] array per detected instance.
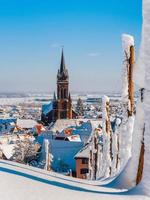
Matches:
[[41, 49, 77, 125]]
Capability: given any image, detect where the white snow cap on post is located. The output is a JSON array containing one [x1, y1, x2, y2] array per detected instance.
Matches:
[[121, 34, 134, 102], [102, 95, 109, 108], [102, 95, 109, 122], [122, 34, 134, 56]]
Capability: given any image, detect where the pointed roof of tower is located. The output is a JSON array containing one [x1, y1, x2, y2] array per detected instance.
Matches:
[[57, 48, 69, 81], [60, 48, 66, 73]]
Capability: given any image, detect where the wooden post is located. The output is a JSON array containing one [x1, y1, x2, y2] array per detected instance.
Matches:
[[116, 134, 119, 169], [93, 135, 98, 180], [136, 88, 145, 185], [136, 126, 145, 184], [106, 102, 111, 133], [105, 101, 112, 175], [89, 149, 92, 179], [128, 45, 135, 117]]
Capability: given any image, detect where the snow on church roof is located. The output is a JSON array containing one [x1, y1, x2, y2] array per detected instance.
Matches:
[[42, 102, 53, 115]]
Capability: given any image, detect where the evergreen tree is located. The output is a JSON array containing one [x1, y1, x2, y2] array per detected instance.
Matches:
[[76, 98, 84, 116]]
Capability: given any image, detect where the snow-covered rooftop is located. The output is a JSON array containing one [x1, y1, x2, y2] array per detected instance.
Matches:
[[0, 144, 15, 159], [44, 139, 84, 171], [42, 102, 53, 116], [51, 119, 101, 133], [74, 144, 90, 159], [17, 119, 37, 129]]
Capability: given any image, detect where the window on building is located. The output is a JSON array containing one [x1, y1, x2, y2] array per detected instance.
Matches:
[[80, 168, 89, 174], [82, 158, 88, 164]]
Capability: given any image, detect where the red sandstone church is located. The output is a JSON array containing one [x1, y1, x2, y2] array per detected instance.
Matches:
[[41, 50, 77, 125]]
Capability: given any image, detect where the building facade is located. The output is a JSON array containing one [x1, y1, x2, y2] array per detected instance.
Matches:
[[75, 157, 89, 179], [74, 144, 90, 179]]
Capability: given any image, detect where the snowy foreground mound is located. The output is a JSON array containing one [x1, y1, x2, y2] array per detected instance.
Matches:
[[0, 160, 149, 200]]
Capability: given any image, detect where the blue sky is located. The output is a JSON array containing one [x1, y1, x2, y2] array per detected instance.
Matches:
[[0, 0, 142, 93]]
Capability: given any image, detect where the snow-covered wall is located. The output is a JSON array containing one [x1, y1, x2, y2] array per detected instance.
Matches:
[[118, 95, 144, 189], [139, 0, 150, 195], [124, 0, 150, 195]]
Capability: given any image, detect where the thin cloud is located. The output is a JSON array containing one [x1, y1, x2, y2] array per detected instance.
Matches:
[[50, 43, 61, 48], [88, 52, 101, 57]]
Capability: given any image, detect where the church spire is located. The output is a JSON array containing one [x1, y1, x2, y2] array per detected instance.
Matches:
[[57, 48, 69, 81], [60, 48, 66, 73]]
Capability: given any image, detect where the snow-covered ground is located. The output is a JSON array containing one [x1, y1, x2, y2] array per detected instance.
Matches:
[[1, 0, 150, 198], [0, 160, 149, 200]]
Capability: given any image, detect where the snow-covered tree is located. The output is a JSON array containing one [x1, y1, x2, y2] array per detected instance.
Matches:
[[12, 139, 38, 163], [76, 98, 84, 116]]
